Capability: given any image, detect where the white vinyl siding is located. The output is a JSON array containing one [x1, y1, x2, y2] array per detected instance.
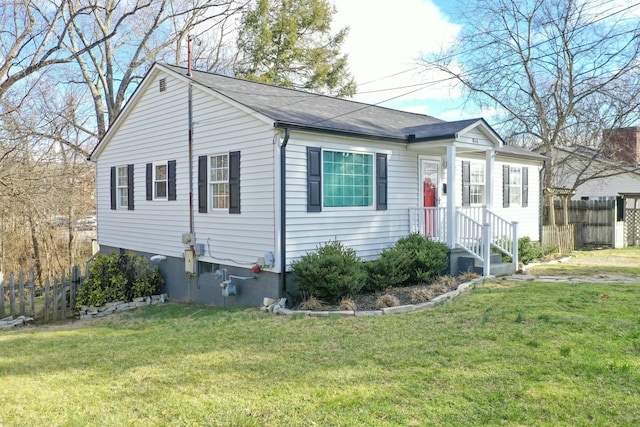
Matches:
[[493, 159, 541, 241], [95, 72, 276, 265], [286, 132, 417, 264]]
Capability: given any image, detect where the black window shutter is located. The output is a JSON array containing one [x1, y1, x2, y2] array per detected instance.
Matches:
[[110, 167, 117, 210], [229, 151, 240, 214], [376, 153, 387, 210], [462, 161, 470, 207], [503, 165, 510, 208], [198, 155, 208, 213], [168, 160, 177, 201], [522, 167, 528, 207], [307, 147, 322, 212], [146, 163, 153, 201], [127, 164, 134, 210]]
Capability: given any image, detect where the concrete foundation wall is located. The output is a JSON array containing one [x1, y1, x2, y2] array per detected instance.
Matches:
[[100, 246, 288, 307]]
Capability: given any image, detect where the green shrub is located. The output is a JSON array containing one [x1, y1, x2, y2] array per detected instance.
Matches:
[[76, 252, 164, 309], [365, 234, 450, 291], [519, 236, 544, 265], [291, 240, 366, 303]]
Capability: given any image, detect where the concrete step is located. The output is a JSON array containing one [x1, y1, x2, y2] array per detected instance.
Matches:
[[455, 255, 516, 277]]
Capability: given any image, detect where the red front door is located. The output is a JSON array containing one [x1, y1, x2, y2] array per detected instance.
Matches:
[[422, 161, 439, 237]]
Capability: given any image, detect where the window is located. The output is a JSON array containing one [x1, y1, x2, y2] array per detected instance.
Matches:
[[322, 150, 373, 207], [197, 152, 239, 214], [111, 165, 134, 210], [469, 163, 485, 205], [209, 154, 229, 209], [154, 163, 167, 199], [146, 161, 176, 201], [117, 166, 129, 208], [503, 165, 528, 208], [508, 166, 522, 206]]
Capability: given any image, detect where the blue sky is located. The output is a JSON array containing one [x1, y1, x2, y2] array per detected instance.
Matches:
[[332, 0, 473, 121]]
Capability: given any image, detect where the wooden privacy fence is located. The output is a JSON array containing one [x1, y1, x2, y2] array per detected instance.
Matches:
[[543, 199, 625, 249], [0, 266, 86, 323]]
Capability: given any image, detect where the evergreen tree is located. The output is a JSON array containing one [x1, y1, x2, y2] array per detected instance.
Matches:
[[235, 0, 356, 97]]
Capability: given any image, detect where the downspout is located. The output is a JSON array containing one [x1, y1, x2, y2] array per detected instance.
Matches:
[[280, 128, 290, 297]]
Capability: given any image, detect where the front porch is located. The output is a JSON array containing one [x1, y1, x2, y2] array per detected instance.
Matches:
[[402, 118, 542, 277], [409, 206, 519, 277]]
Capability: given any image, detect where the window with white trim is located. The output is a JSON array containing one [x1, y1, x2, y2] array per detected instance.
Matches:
[[117, 165, 129, 208], [323, 150, 373, 208], [470, 163, 485, 205], [154, 162, 168, 199], [209, 154, 229, 209], [508, 166, 522, 206]]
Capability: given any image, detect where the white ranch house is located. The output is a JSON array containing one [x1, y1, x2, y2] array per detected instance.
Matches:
[[90, 63, 546, 307]]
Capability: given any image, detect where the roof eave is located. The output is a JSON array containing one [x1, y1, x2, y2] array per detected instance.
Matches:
[[273, 121, 408, 143]]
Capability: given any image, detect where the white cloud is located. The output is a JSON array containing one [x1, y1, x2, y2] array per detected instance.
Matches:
[[331, 0, 467, 119]]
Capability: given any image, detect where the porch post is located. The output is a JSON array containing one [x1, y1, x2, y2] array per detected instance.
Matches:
[[485, 149, 494, 209], [447, 145, 456, 247]]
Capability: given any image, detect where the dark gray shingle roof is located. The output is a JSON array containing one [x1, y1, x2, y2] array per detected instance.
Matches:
[[161, 63, 544, 164], [164, 64, 451, 141]]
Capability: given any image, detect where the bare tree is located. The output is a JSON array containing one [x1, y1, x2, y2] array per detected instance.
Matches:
[[423, 0, 640, 191], [0, 1, 248, 278], [0, 0, 122, 101], [62, 0, 247, 137]]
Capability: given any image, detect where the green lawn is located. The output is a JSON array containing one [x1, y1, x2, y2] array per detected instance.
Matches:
[[1, 257, 640, 425], [527, 246, 640, 277]]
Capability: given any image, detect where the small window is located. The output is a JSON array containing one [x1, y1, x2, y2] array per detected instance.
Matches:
[[117, 166, 129, 208], [508, 166, 522, 206], [209, 154, 229, 209], [470, 163, 485, 205], [154, 163, 167, 199], [198, 261, 215, 274]]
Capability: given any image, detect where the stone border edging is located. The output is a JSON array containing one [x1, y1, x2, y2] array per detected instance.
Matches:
[[76, 293, 168, 320], [0, 315, 34, 329], [264, 277, 488, 317]]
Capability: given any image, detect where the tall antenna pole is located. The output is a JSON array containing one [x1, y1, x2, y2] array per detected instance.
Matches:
[[187, 34, 193, 76], [187, 34, 194, 236]]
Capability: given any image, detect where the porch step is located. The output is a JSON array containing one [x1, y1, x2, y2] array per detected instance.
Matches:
[[455, 254, 516, 277]]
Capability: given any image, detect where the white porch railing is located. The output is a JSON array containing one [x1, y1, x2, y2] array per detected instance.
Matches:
[[409, 207, 519, 276], [409, 207, 447, 243]]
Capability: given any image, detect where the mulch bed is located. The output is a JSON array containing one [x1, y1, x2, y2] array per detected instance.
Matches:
[[299, 276, 475, 312]]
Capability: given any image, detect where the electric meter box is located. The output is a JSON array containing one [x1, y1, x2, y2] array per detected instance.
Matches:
[[184, 249, 196, 275]]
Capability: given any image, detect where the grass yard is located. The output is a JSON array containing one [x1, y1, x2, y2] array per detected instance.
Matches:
[[527, 246, 640, 277], [1, 252, 640, 426]]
